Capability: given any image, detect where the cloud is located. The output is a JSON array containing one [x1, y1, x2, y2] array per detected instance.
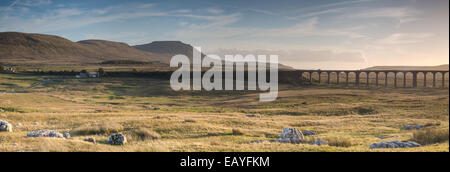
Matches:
[[178, 21, 189, 26], [377, 33, 434, 45], [8, 0, 19, 8], [92, 9, 108, 15], [15, 0, 52, 7], [248, 8, 279, 16], [350, 7, 417, 19], [138, 3, 154, 9], [346, 7, 419, 26], [212, 48, 366, 63], [175, 13, 242, 30], [296, 0, 372, 12], [246, 0, 372, 20], [249, 18, 367, 39], [301, 8, 346, 17], [0, 1, 216, 32], [174, 16, 367, 41], [52, 8, 83, 17], [205, 8, 223, 14], [173, 9, 192, 13], [1, 2, 243, 37], [1, 3, 169, 32]]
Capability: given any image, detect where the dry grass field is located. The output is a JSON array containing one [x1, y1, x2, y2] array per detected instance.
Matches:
[[0, 73, 449, 152]]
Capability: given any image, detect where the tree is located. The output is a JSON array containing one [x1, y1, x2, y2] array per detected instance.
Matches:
[[0, 64, 4, 71], [98, 68, 105, 76]]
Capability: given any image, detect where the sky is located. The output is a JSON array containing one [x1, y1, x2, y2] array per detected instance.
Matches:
[[0, 0, 448, 69]]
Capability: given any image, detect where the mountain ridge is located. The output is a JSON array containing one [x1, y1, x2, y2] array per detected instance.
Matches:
[[0, 32, 167, 65], [363, 65, 449, 71], [0, 32, 293, 70]]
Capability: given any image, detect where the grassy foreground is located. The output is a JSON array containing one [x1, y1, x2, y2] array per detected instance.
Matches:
[[1, 73, 449, 152]]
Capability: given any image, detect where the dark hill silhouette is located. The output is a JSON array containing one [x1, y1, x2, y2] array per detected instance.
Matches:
[[134, 41, 205, 63], [133, 41, 294, 70], [134, 41, 193, 55]]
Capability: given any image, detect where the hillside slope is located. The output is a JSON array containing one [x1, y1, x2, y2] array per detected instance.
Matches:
[[0, 32, 294, 69], [77, 40, 167, 63], [0, 32, 166, 64]]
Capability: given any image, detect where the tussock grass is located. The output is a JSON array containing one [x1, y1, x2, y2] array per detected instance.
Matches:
[[232, 129, 246, 136], [131, 128, 161, 141], [354, 107, 378, 115], [326, 137, 353, 147], [413, 129, 449, 145], [303, 136, 353, 147], [183, 119, 196, 123], [0, 106, 27, 113], [72, 122, 124, 136]]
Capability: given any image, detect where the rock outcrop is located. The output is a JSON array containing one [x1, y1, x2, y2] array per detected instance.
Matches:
[[84, 138, 97, 144], [249, 139, 269, 144], [0, 120, 13, 132], [63, 133, 71, 139], [275, 128, 304, 144], [309, 139, 328, 146], [370, 140, 421, 149], [302, 130, 317, 136], [27, 130, 64, 138], [401, 125, 424, 130], [107, 133, 127, 145]]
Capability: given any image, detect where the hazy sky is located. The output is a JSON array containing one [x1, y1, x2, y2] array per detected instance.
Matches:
[[0, 0, 448, 69]]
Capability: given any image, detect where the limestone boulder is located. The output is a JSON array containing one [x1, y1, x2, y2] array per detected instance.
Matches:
[[107, 133, 127, 145], [302, 130, 317, 136], [249, 139, 269, 144], [27, 130, 64, 138], [370, 140, 421, 149], [63, 133, 71, 139], [402, 125, 424, 130], [0, 120, 13, 132], [84, 138, 97, 144], [274, 128, 304, 144], [309, 139, 328, 146]]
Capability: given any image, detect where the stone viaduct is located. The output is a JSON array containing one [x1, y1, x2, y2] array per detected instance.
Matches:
[[297, 70, 449, 88]]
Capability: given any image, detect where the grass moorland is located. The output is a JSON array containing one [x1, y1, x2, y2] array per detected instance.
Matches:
[[0, 73, 449, 152]]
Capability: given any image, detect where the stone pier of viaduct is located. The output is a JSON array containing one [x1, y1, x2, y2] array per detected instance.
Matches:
[[297, 70, 449, 88]]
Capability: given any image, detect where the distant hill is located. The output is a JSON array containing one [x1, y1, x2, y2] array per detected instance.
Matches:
[[133, 41, 204, 63], [0, 32, 294, 69], [134, 41, 194, 55], [0, 32, 166, 65], [134, 41, 294, 70], [77, 39, 168, 63], [363, 65, 449, 71]]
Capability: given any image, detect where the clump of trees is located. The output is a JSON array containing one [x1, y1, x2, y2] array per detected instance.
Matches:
[[98, 68, 105, 76], [101, 60, 152, 65], [0, 64, 5, 71], [41, 70, 78, 75]]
